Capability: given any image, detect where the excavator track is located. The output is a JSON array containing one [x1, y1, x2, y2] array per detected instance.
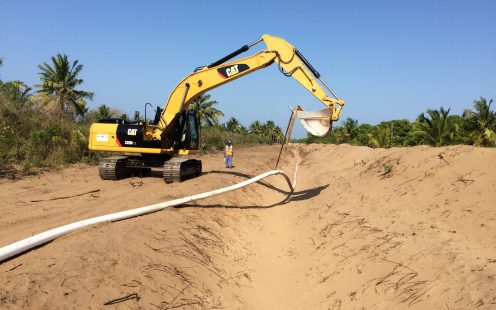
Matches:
[[98, 156, 130, 180], [99, 156, 201, 182], [163, 158, 202, 183]]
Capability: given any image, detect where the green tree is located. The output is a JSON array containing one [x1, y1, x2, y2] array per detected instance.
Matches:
[[388, 120, 415, 146], [225, 117, 242, 133], [188, 93, 224, 126], [261, 120, 284, 143], [96, 104, 114, 119], [340, 117, 359, 143], [273, 125, 284, 143], [365, 120, 415, 148], [369, 124, 391, 148], [412, 107, 458, 146], [249, 120, 264, 135], [36, 54, 94, 116], [355, 123, 376, 146], [0, 80, 32, 106], [463, 97, 496, 146], [238, 124, 248, 135], [446, 115, 466, 145]]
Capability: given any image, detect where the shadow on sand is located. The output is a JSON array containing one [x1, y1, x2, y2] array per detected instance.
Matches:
[[173, 169, 329, 210]]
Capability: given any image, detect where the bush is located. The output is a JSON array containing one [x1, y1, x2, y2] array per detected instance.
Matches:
[[200, 126, 272, 153], [0, 87, 102, 176]]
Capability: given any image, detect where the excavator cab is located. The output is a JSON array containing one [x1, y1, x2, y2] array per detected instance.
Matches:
[[174, 110, 200, 151]]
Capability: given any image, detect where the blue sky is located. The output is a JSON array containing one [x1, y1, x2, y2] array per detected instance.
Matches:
[[1, 0, 495, 138]]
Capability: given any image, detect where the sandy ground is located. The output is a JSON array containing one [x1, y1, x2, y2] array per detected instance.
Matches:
[[0, 144, 495, 309]]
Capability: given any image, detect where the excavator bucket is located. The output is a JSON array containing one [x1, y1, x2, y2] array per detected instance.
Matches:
[[296, 107, 332, 136]]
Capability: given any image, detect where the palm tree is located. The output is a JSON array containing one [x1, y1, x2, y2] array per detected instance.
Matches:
[[341, 117, 358, 143], [96, 104, 114, 119], [188, 94, 224, 126], [412, 107, 458, 146], [0, 80, 31, 105], [368, 124, 390, 148], [273, 125, 284, 143], [225, 117, 242, 133], [463, 97, 496, 146], [249, 120, 264, 135], [261, 120, 284, 143], [36, 54, 94, 116]]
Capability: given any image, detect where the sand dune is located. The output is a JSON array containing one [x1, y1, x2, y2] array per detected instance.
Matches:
[[1, 144, 495, 309]]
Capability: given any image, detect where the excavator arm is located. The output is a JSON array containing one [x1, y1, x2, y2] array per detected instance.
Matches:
[[151, 34, 344, 140]]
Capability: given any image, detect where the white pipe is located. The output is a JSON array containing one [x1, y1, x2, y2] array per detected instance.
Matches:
[[0, 169, 296, 263]]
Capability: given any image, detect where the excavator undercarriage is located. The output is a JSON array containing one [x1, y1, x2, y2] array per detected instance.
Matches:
[[99, 155, 201, 183]]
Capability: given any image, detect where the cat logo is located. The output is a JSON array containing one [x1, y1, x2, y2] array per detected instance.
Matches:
[[127, 128, 138, 136], [225, 65, 239, 77], [217, 64, 250, 79]]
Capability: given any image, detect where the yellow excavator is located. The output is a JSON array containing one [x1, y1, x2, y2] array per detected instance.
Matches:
[[88, 34, 345, 182]]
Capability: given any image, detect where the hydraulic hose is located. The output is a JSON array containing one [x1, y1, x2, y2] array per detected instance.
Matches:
[[0, 168, 297, 263]]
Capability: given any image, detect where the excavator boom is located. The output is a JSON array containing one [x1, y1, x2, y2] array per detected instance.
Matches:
[[153, 34, 344, 140]]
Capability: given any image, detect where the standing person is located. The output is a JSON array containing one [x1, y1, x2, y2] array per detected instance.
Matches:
[[224, 140, 234, 168]]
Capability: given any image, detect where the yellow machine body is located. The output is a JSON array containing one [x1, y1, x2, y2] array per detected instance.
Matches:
[[88, 123, 193, 155]]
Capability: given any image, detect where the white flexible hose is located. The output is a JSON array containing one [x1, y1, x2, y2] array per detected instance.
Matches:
[[0, 169, 296, 263]]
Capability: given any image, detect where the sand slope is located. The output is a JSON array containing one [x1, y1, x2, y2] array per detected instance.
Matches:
[[0, 144, 495, 309]]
